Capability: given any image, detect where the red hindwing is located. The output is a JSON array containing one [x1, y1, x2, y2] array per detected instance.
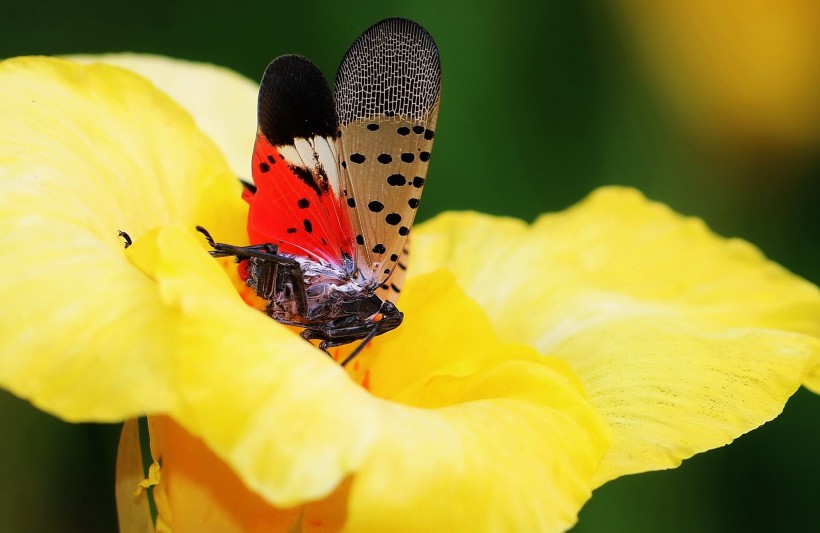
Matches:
[[246, 129, 355, 266]]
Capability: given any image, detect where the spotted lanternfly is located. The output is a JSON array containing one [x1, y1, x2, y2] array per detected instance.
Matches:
[[198, 18, 441, 365]]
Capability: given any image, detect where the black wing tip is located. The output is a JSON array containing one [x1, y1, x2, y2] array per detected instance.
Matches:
[[257, 54, 337, 145]]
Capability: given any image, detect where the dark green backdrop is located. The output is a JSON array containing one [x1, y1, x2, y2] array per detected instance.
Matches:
[[2, 1, 818, 531]]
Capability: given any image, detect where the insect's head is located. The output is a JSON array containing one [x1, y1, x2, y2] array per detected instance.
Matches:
[[372, 300, 403, 334]]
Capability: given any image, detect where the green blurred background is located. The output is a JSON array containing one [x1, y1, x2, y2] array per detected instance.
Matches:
[[1, 1, 818, 531]]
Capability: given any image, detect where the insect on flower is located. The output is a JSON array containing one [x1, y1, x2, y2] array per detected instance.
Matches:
[[197, 18, 441, 365]]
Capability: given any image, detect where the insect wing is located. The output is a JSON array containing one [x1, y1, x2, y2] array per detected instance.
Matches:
[[334, 18, 441, 287], [247, 55, 356, 267], [374, 237, 411, 304]]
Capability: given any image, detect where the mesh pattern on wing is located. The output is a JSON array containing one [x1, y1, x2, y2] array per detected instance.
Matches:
[[335, 18, 441, 124]]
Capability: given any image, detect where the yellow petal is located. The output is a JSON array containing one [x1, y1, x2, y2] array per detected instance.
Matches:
[[340, 272, 608, 532], [346, 400, 597, 532], [148, 415, 302, 533], [126, 226, 607, 531], [67, 53, 258, 181], [560, 316, 816, 487], [127, 225, 378, 504], [804, 365, 820, 394], [0, 56, 246, 420], [411, 187, 820, 485]]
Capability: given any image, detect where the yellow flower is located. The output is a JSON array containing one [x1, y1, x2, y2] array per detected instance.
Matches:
[[0, 55, 818, 532]]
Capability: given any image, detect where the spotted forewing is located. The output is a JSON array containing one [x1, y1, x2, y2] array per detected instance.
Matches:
[[335, 18, 441, 301]]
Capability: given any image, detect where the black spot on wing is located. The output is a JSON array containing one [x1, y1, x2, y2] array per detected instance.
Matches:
[[257, 55, 336, 145], [289, 165, 324, 197]]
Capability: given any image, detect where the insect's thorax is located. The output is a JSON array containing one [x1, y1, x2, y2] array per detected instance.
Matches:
[[245, 253, 383, 326]]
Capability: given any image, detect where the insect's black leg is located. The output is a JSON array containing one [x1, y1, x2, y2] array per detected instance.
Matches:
[[288, 270, 309, 316], [118, 230, 132, 248], [300, 329, 334, 356], [339, 324, 382, 367], [300, 330, 355, 362], [196, 226, 269, 259], [195, 225, 217, 247], [298, 321, 384, 367], [196, 226, 294, 264], [197, 226, 310, 318]]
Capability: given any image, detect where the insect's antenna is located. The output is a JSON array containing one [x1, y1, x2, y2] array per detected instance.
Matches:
[[195, 226, 217, 247], [340, 323, 381, 367]]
